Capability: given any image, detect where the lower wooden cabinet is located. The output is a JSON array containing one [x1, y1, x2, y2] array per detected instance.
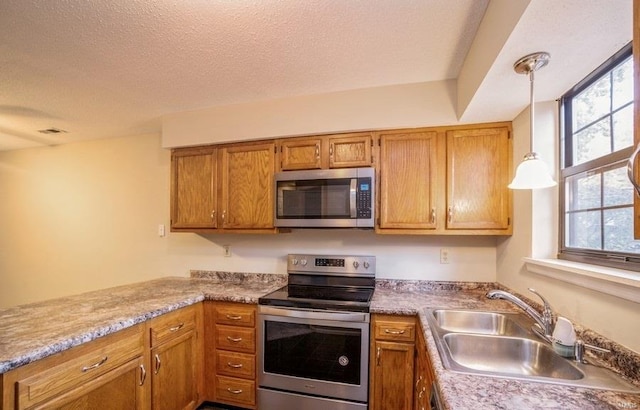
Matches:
[[148, 305, 202, 410], [204, 301, 257, 409], [1, 324, 148, 410], [414, 320, 435, 410], [369, 314, 416, 410], [370, 314, 438, 410]]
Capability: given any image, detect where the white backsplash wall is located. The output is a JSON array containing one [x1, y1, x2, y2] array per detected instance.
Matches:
[[184, 230, 498, 281]]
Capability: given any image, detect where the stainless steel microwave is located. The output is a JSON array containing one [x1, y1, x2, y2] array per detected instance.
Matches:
[[274, 167, 375, 228]]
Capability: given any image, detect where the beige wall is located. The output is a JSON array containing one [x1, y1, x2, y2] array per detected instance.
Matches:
[[0, 133, 497, 308], [497, 102, 640, 353]]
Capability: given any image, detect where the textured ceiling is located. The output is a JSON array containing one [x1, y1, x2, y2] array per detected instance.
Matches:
[[0, 0, 633, 151]]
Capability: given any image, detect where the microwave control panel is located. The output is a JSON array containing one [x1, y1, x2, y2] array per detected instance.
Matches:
[[357, 177, 372, 218]]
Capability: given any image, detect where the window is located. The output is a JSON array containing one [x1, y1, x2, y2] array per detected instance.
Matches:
[[559, 42, 637, 270]]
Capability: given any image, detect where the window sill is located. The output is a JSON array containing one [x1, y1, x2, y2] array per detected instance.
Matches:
[[523, 258, 640, 304]]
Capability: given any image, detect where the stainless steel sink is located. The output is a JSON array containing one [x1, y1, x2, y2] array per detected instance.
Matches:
[[432, 309, 529, 337], [443, 333, 583, 380], [425, 308, 640, 393]]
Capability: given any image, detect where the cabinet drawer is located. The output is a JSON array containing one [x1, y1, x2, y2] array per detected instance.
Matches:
[[374, 317, 416, 342], [150, 306, 196, 348], [215, 375, 255, 406], [216, 325, 255, 353], [216, 350, 255, 379], [215, 303, 256, 327], [15, 325, 143, 409]]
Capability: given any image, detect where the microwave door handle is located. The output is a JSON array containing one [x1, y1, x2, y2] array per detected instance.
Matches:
[[350, 178, 357, 218]]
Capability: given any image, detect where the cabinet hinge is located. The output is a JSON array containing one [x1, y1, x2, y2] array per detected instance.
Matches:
[[275, 146, 278, 153], [508, 131, 512, 139], [508, 217, 511, 226]]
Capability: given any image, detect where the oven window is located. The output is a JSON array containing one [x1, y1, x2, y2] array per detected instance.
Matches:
[[263, 320, 362, 385]]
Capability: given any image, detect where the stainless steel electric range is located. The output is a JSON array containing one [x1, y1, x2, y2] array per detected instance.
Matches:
[[257, 254, 376, 410]]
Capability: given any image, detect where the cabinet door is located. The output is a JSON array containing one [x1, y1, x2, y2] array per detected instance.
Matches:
[[378, 130, 441, 229], [328, 134, 372, 168], [446, 126, 512, 230], [171, 147, 217, 230], [370, 340, 414, 410], [35, 357, 147, 410], [280, 138, 322, 170], [151, 330, 198, 410], [414, 324, 433, 410], [220, 142, 275, 229]]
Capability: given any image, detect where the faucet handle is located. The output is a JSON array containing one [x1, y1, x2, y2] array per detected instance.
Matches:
[[574, 340, 611, 363], [528, 288, 554, 314]]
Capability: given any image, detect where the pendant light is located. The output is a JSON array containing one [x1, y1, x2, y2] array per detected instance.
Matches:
[[508, 52, 557, 189]]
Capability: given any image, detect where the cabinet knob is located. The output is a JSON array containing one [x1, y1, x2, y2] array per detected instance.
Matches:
[[315, 144, 320, 160], [448, 206, 453, 223], [222, 210, 226, 221], [431, 208, 436, 224]]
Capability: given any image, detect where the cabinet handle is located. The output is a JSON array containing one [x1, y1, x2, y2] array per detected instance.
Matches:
[[210, 210, 216, 220], [227, 387, 243, 395], [169, 323, 184, 332], [376, 346, 381, 366], [418, 385, 426, 399], [448, 206, 453, 223], [329, 144, 334, 157], [227, 336, 243, 343], [430, 208, 436, 224], [81, 356, 108, 372], [139, 364, 146, 386], [415, 375, 423, 389], [222, 210, 226, 221], [384, 328, 406, 335], [225, 314, 243, 321], [315, 144, 320, 160], [227, 362, 243, 369], [627, 143, 640, 196], [154, 354, 161, 374]]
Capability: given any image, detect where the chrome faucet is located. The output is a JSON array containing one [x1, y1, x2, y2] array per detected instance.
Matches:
[[486, 288, 556, 338]]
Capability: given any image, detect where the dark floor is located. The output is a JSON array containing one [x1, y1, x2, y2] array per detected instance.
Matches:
[[197, 403, 247, 410]]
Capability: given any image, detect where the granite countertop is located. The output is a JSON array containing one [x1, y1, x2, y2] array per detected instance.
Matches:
[[371, 281, 640, 410], [1, 275, 638, 409], [0, 274, 285, 374]]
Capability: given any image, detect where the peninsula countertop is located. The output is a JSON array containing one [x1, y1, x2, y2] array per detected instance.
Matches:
[[1, 275, 639, 410]]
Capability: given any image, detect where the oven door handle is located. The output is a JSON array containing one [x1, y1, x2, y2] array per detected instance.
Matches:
[[259, 306, 368, 322]]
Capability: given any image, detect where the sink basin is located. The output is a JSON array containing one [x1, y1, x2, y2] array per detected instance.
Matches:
[[432, 309, 529, 337], [443, 333, 584, 380], [425, 308, 640, 393]]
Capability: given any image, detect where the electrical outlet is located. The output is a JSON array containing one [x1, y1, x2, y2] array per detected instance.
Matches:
[[440, 248, 450, 264], [158, 224, 166, 237], [223, 245, 231, 257]]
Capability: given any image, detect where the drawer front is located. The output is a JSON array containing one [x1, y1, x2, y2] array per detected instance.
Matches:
[[374, 318, 416, 342], [150, 306, 196, 348], [216, 325, 255, 353], [215, 303, 256, 327], [16, 326, 143, 409], [215, 375, 255, 406], [216, 350, 255, 379]]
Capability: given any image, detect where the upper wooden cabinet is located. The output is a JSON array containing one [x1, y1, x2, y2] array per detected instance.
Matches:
[[171, 146, 217, 230], [378, 129, 442, 230], [376, 123, 512, 235], [277, 132, 373, 171], [171, 140, 277, 233]]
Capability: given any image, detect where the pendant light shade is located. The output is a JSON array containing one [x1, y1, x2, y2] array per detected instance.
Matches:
[[508, 52, 557, 190]]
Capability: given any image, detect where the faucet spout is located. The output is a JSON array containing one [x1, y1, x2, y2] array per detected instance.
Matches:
[[486, 288, 555, 338]]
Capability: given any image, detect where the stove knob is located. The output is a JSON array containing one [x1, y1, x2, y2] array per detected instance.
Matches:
[[353, 261, 360, 269], [291, 258, 299, 266], [363, 261, 370, 269], [301, 259, 308, 266]]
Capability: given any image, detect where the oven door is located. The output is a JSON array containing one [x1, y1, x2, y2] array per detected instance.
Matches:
[[258, 306, 370, 403]]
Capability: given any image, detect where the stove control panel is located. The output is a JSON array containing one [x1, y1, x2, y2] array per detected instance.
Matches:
[[288, 254, 376, 276]]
